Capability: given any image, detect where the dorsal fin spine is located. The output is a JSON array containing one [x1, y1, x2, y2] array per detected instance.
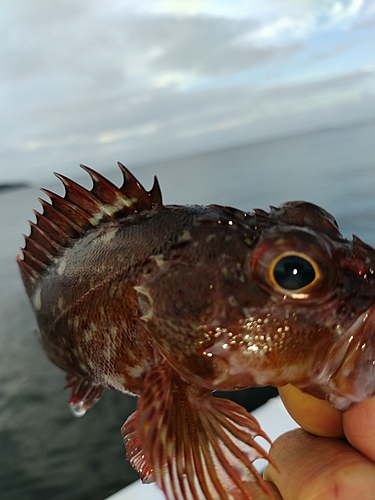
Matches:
[[118, 162, 156, 211], [17, 258, 40, 285], [18, 163, 164, 292], [24, 235, 53, 262], [149, 176, 163, 207], [22, 250, 47, 274], [54, 172, 102, 213], [40, 189, 93, 230], [38, 199, 84, 237], [29, 220, 63, 254]]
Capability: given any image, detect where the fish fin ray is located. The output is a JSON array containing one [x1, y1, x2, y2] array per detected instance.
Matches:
[[122, 411, 155, 483], [122, 363, 273, 500], [64, 374, 104, 417], [18, 163, 164, 294]]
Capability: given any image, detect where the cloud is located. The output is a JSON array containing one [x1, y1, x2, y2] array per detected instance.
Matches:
[[0, 1, 373, 183], [0, 11, 276, 88], [120, 16, 272, 78], [261, 68, 374, 99], [8, 64, 373, 184]]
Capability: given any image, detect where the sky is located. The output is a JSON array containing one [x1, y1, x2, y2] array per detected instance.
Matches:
[[1, 0, 374, 184]]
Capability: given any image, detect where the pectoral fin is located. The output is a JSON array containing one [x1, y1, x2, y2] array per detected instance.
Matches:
[[122, 363, 274, 500]]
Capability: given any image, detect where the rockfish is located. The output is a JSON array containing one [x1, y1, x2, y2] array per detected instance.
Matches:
[[18, 163, 375, 499]]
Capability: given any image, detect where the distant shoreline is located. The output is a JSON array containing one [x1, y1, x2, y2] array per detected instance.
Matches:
[[0, 182, 30, 194]]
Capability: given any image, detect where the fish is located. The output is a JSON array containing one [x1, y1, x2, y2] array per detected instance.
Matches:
[[17, 162, 375, 500]]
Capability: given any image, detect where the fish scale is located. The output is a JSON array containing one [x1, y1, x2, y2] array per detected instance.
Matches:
[[18, 163, 375, 499]]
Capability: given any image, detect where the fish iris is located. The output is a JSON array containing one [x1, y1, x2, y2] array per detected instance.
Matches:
[[273, 255, 316, 291]]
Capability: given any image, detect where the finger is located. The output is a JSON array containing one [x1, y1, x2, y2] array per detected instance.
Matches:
[[343, 395, 375, 462], [244, 481, 282, 500], [264, 428, 375, 500], [278, 384, 344, 438]]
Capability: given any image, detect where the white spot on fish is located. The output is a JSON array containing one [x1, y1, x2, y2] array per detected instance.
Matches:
[[242, 307, 256, 318], [94, 228, 119, 245], [151, 254, 166, 269], [114, 373, 127, 385], [56, 254, 67, 275], [70, 347, 78, 358], [227, 295, 238, 307], [33, 286, 42, 310], [127, 365, 145, 379], [85, 330, 93, 342], [90, 204, 127, 225], [178, 229, 192, 242], [102, 204, 118, 216], [118, 196, 137, 208], [103, 346, 112, 361]]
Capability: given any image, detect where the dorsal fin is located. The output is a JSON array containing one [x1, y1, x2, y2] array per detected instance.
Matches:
[[17, 163, 163, 293]]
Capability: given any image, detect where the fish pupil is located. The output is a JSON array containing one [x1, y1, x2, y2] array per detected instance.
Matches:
[[273, 255, 315, 290]]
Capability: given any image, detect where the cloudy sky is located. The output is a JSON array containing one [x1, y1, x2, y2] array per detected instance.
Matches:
[[1, 0, 374, 184]]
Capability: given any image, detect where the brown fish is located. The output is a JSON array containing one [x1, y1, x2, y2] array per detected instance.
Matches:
[[18, 163, 375, 499]]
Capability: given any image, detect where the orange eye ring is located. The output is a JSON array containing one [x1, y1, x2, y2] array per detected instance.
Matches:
[[268, 251, 321, 298]]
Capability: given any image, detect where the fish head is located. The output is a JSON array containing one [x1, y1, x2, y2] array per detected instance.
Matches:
[[137, 201, 375, 409], [243, 208, 375, 405]]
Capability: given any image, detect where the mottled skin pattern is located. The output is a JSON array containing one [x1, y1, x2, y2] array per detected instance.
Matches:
[[18, 164, 375, 499]]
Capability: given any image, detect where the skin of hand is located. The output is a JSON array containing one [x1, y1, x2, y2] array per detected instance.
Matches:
[[260, 385, 375, 500]]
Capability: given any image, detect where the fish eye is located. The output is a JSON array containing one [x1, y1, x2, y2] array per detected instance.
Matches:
[[250, 226, 336, 301], [269, 252, 319, 293]]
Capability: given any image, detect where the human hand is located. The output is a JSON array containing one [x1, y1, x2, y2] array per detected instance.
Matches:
[[258, 385, 375, 500]]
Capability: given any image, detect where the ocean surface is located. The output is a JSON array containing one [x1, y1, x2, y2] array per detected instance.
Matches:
[[0, 121, 374, 500]]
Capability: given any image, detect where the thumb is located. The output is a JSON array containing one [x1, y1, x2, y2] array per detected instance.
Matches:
[[278, 384, 344, 438]]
